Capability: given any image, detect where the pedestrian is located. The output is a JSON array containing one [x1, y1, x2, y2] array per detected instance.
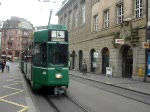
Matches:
[[6, 60, 10, 71], [1, 61, 5, 73], [0, 60, 2, 70], [82, 61, 87, 75]]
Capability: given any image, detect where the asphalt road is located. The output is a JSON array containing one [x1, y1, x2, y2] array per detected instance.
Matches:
[[1, 62, 150, 112]]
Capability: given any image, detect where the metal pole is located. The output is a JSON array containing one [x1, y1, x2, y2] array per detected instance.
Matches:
[[48, 9, 53, 26]]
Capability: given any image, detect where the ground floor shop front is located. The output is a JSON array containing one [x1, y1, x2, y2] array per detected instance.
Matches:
[[69, 34, 150, 82]]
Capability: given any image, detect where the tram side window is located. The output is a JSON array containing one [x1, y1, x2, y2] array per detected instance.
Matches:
[[41, 43, 47, 64], [34, 44, 47, 66], [34, 45, 41, 66], [34, 53, 41, 66]]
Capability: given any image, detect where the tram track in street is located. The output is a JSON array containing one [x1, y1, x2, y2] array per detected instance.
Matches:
[[43, 93, 93, 112], [44, 94, 61, 112], [70, 75, 150, 106]]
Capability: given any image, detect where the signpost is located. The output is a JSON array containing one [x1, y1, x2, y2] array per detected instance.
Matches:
[[106, 67, 112, 77], [94, 52, 98, 58]]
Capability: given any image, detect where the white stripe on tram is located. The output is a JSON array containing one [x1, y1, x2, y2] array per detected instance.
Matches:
[[32, 66, 68, 70]]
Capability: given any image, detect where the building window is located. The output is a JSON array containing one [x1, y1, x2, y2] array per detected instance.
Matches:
[[117, 3, 123, 24], [81, 1, 85, 23], [135, 0, 143, 18], [10, 30, 14, 34], [18, 30, 21, 34], [24, 31, 28, 36], [75, 8, 78, 28], [64, 15, 67, 29], [10, 23, 13, 28], [69, 12, 72, 30], [104, 9, 109, 28], [93, 15, 98, 31], [60, 18, 63, 24], [94, 0, 99, 3]]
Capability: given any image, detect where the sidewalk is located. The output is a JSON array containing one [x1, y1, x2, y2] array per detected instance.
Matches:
[[0, 62, 37, 112], [69, 70, 150, 95]]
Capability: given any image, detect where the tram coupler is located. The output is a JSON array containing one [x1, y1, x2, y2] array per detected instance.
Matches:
[[54, 87, 66, 95]]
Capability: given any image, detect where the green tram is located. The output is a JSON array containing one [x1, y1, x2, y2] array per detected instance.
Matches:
[[20, 24, 69, 94]]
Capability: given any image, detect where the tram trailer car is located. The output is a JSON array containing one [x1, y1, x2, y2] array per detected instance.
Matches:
[[20, 52, 25, 73], [21, 24, 69, 94]]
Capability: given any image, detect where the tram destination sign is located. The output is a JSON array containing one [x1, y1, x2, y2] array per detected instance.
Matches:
[[115, 39, 125, 44], [51, 30, 65, 42]]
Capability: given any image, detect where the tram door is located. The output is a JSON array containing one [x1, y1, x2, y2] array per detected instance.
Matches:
[[122, 47, 133, 78], [102, 48, 109, 74]]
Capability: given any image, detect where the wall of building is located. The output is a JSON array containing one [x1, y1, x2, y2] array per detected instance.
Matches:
[[1, 17, 33, 61], [57, 0, 147, 81]]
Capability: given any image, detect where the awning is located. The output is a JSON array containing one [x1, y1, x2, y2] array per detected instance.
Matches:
[[7, 55, 11, 58], [1, 55, 6, 57]]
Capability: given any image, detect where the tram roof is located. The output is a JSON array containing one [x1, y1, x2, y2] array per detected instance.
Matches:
[[34, 24, 67, 43]]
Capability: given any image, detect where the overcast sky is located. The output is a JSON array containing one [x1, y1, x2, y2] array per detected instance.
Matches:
[[0, 0, 63, 27]]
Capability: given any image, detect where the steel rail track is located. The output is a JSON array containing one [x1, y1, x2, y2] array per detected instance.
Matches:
[[64, 94, 93, 112], [70, 75, 150, 106], [44, 95, 62, 112], [44, 94, 93, 112]]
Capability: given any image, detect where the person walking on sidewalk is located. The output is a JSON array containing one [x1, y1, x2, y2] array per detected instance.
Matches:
[[82, 61, 87, 75], [1, 61, 5, 73], [6, 60, 10, 71]]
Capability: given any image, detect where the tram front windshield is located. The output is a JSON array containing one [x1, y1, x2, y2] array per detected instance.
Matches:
[[48, 43, 68, 65]]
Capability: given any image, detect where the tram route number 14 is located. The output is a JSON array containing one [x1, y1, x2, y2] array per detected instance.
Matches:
[[51, 31, 65, 38]]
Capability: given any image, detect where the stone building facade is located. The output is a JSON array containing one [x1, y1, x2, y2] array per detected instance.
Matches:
[[56, 0, 149, 81], [1, 17, 34, 61]]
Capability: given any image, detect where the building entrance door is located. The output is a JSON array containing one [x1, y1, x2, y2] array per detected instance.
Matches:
[[102, 48, 109, 74], [72, 51, 76, 69], [79, 50, 83, 71], [90, 49, 95, 72], [122, 46, 133, 78]]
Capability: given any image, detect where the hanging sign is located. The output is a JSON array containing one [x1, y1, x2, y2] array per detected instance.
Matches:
[[142, 42, 149, 49], [115, 39, 125, 44]]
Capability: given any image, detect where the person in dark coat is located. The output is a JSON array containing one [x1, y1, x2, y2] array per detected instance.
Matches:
[[1, 61, 5, 72], [82, 61, 87, 75], [0, 61, 2, 70]]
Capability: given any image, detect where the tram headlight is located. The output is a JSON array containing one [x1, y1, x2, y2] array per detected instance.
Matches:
[[55, 74, 62, 79]]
